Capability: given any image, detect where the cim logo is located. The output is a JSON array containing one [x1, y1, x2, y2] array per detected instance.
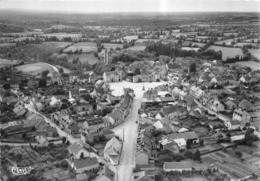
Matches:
[[11, 165, 34, 175]]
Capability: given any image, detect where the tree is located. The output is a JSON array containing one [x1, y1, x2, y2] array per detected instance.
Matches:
[[62, 136, 67, 144], [154, 173, 164, 181], [244, 128, 254, 146], [3, 83, 10, 90], [186, 139, 192, 149], [184, 151, 193, 159], [189, 62, 196, 73], [235, 151, 242, 158], [38, 79, 47, 88], [60, 160, 68, 169], [59, 68, 64, 74], [92, 103, 97, 110], [134, 68, 141, 75], [193, 149, 201, 162], [22, 133, 27, 139], [199, 139, 204, 146], [41, 70, 50, 77], [80, 152, 84, 159]]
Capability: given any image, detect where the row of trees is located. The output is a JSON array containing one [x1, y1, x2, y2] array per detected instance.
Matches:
[[145, 42, 222, 60]]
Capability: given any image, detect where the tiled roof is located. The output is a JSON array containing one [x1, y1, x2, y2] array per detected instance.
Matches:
[[238, 99, 254, 111], [87, 118, 104, 126], [164, 161, 192, 170], [168, 131, 198, 140], [74, 157, 98, 169], [68, 142, 83, 155]]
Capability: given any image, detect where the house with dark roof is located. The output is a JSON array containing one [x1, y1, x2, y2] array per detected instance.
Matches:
[[71, 157, 99, 174], [238, 99, 254, 112], [161, 106, 188, 120], [101, 129, 115, 140], [96, 166, 115, 181], [105, 108, 124, 126], [83, 118, 107, 134], [104, 137, 122, 165]]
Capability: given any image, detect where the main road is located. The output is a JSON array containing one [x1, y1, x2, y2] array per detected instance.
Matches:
[[110, 81, 167, 181]]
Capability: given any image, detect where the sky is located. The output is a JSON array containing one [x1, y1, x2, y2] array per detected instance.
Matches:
[[0, 0, 259, 13]]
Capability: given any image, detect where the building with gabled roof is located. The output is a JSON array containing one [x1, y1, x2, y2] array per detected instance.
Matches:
[[104, 137, 122, 165], [71, 157, 99, 174], [68, 142, 90, 159]]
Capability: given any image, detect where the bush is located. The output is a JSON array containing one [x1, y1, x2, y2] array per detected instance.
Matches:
[[60, 160, 68, 169]]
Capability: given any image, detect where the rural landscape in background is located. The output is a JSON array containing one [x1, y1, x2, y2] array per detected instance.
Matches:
[[0, 0, 260, 181]]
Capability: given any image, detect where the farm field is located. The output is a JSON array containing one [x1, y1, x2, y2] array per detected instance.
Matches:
[[16, 62, 56, 75], [234, 42, 259, 48], [191, 42, 205, 47], [39, 33, 81, 40], [248, 49, 260, 59], [1, 32, 43, 36], [224, 32, 238, 37], [126, 45, 146, 51], [0, 43, 16, 47], [135, 39, 160, 44], [0, 59, 19, 68], [67, 53, 99, 65], [102, 43, 123, 49], [235, 61, 260, 71], [48, 24, 74, 29], [12, 37, 36, 42], [181, 47, 200, 52], [207, 45, 243, 60], [0, 37, 14, 42], [214, 36, 247, 46], [63, 42, 97, 53], [243, 39, 259, 43]]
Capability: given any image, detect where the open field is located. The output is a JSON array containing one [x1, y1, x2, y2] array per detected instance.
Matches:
[[16, 62, 56, 75], [214, 36, 247, 46], [0, 59, 19, 68], [12, 37, 36, 42], [2, 41, 71, 63], [0, 43, 16, 47], [181, 47, 200, 52], [63, 42, 97, 53], [244, 39, 259, 43], [67, 53, 99, 65], [224, 32, 238, 37], [126, 45, 146, 51], [1, 32, 44, 36], [235, 61, 260, 71], [102, 43, 124, 49], [48, 24, 74, 29], [191, 42, 205, 47], [248, 49, 260, 59], [234, 42, 259, 48], [39, 33, 81, 40], [0, 37, 14, 42], [207, 45, 243, 60]]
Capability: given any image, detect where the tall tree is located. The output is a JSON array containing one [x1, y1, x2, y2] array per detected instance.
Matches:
[[193, 149, 201, 162]]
